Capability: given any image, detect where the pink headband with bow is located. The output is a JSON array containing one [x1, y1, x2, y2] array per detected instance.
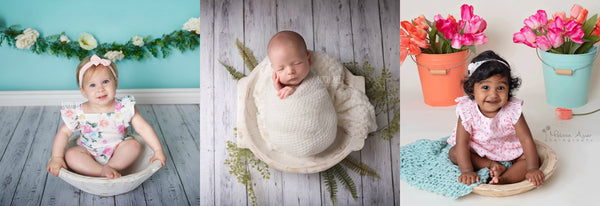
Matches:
[[79, 54, 117, 87]]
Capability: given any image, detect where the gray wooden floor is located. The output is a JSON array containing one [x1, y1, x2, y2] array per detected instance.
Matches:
[[0, 105, 199, 206], [200, 0, 399, 205]]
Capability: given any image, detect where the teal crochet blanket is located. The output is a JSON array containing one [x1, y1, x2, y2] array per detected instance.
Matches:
[[400, 137, 511, 199]]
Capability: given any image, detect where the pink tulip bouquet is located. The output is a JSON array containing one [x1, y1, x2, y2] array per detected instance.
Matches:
[[513, 4, 600, 54], [400, 4, 488, 65]]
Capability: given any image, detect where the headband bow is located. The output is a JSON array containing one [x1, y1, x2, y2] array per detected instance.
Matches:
[[78, 54, 117, 87], [467, 59, 509, 75]]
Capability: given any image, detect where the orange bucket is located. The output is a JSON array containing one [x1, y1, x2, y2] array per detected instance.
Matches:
[[414, 50, 470, 106]]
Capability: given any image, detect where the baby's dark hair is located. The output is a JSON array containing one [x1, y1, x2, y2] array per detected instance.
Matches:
[[463, 50, 521, 99]]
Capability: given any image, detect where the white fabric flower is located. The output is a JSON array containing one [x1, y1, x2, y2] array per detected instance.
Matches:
[[182, 17, 200, 35], [60, 35, 70, 44], [78, 33, 98, 50], [15, 28, 39, 49], [104, 50, 124, 62], [132, 35, 144, 47]]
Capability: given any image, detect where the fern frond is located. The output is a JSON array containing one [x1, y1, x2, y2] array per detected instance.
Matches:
[[331, 164, 358, 200], [219, 60, 246, 80], [341, 156, 380, 179], [235, 38, 259, 71], [322, 169, 338, 204]]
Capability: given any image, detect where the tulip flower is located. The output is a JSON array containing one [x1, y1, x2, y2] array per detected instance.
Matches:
[[552, 12, 566, 21], [546, 31, 564, 48], [592, 17, 600, 37], [524, 10, 548, 30], [513, 27, 537, 48], [535, 35, 551, 51], [435, 15, 458, 40], [413, 15, 429, 31], [555, 108, 573, 120], [564, 20, 584, 43], [570, 4, 588, 24], [400, 28, 423, 66], [556, 107, 600, 120]]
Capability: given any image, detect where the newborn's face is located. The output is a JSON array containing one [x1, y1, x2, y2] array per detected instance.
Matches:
[[269, 44, 311, 86]]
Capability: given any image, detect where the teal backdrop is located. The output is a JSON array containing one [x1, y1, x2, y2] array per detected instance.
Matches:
[[0, 0, 200, 91]]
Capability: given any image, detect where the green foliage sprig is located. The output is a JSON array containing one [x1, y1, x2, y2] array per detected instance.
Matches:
[[0, 24, 199, 61], [224, 128, 271, 205], [221, 40, 393, 205]]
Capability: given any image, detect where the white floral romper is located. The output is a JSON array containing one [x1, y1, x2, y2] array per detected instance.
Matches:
[[61, 95, 136, 165]]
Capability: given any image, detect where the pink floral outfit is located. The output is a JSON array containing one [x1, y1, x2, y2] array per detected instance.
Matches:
[[61, 95, 136, 165], [447, 96, 524, 161]]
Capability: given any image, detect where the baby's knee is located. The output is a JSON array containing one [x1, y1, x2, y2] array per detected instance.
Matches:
[[64, 146, 88, 163], [448, 146, 457, 163], [121, 139, 141, 152]]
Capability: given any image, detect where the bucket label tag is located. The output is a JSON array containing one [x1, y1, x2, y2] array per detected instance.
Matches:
[[555, 69, 573, 76], [429, 69, 447, 75]]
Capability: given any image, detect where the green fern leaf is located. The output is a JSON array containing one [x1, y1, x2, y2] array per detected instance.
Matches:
[[322, 169, 338, 204], [235, 38, 259, 71], [331, 164, 358, 200], [219, 60, 247, 80], [341, 156, 380, 179]]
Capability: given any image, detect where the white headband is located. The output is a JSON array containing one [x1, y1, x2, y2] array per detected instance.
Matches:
[[467, 59, 509, 75], [79, 54, 117, 87]]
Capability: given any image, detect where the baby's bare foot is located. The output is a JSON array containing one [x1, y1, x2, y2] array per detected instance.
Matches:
[[101, 165, 121, 179], [488, 161, 506, 184]]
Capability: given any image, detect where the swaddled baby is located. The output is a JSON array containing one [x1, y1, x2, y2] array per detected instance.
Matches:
[[260, 31, 337, 157]]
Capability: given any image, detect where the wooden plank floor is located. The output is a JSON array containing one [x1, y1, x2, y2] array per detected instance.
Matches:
[[0, 105, 199, 206], [200, 0, 399, 205]]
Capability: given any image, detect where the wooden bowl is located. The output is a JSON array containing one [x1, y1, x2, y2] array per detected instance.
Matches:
[[471, 139, 557, 197], [58, 134, 162, 196]]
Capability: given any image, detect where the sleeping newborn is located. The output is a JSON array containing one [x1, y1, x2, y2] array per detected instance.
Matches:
[[259, 31, 337, 156]]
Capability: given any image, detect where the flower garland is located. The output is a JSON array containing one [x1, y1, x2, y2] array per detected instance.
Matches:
[[0, 17, 200, 62]]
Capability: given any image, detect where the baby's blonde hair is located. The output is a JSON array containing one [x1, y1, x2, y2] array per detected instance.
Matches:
[[75, 55, 119, 87]]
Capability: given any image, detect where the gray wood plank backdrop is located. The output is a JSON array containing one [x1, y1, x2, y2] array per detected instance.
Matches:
[[200, 0, 399, 205], [0, 105, 199, 206]]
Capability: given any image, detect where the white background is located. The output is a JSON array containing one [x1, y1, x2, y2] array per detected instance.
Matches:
[[401, 0, 600, 205]]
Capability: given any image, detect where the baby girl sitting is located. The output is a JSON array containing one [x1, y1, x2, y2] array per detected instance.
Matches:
[[46, 55, 166, 179]]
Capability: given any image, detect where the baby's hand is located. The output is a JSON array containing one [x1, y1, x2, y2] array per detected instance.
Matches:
[[46, 156, 67, 177], [272, 72, 297, 99], [525, 169, 544, 188], [277, 86, 297, 99], [150, 149, 167, 167], [458, 171, 480, 185]]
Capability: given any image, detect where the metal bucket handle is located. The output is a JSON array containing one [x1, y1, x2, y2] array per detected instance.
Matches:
[[536, 48, 599, 76], [410, 51, 472, 75]]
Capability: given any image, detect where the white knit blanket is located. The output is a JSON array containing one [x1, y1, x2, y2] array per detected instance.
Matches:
[[254, 51, 377, 157]]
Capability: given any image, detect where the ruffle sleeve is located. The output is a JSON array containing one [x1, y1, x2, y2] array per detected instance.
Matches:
[[119, 95, 136, 127], [505, 97, 523, 125], [455, 96, 473, 134], [60, 103, 80, 131]]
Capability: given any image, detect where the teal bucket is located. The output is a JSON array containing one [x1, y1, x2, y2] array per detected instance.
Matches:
[[539, 47, 598, 108]]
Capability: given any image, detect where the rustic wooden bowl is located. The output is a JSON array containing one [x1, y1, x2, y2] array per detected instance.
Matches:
[[236, 51, 368, 173], [58, 134, 162, 196], [471, 139, 557, 197]]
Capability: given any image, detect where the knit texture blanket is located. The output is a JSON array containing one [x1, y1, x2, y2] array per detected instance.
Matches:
[[400, 137, 512, 199], [259, 71, 337, 156], [254, 51, 377, 157]]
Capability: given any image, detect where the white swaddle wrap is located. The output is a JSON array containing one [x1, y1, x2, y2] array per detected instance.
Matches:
[[253, 51, 377, 158], [259, 71, 337, 157]]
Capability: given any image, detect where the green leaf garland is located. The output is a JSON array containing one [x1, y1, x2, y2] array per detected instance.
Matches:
[[0, 24, 199, 61]]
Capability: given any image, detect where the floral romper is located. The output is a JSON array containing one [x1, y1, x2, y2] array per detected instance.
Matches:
[[61, 95, 136, 165], [447, 96, 524, 161]]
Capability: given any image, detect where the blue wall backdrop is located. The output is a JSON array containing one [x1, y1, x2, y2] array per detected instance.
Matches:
[[0, 0, 200, 91]]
